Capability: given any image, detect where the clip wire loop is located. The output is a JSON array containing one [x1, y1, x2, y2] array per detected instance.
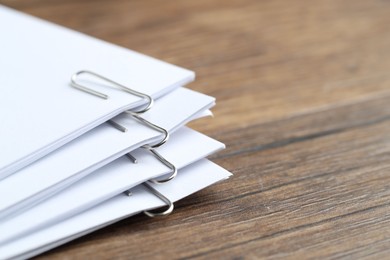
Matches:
[[70, 71, 171, 142], [142, 182, 174, 217], [144, 147, 177, 184], [108, 111, 170, 134], [71, 70, 155, 132], [70, 70, 154, 114], [126, 146, 177, 184], [127, 112, 169, 148]]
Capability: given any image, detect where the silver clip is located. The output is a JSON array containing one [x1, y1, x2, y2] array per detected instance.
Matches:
[[144, 147, 177, 184], [71, 70, 156, 132], [71, 70, 153, 114], [128, 112, 169, 148], [108, 111, 170, 135], [70, 71, 171, 139], [142, 182, 174, 217], [126, 145, 177, 184], [107, 97, 169, 140]]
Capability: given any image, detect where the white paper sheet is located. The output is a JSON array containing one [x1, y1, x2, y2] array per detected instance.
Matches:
[[0, 88, 214, 219], [0, 159, 231, 260], [0, 5, 194, 179], [0, 127, 224, 245]]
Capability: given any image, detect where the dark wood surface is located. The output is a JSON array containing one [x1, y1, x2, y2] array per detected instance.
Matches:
[[2, 0, 390, 258]]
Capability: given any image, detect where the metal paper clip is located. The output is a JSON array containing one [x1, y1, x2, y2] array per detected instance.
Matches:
[[126, 145, 177, 184], [109, 109, 171, 135], [144, 147, 177, 184], [71, 71, 172, 137], [127, 112, 169, 148], [142, 182, 174, 217], [71, 70, 154, 114]]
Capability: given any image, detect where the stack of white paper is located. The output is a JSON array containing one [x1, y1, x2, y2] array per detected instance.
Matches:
[[0, 5, 232, 259]]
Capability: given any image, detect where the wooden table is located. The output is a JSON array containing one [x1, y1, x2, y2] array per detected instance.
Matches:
[[2, 0, 390, 258]]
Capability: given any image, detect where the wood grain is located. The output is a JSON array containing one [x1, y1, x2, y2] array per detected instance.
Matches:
[[1, 0, 390, 258]]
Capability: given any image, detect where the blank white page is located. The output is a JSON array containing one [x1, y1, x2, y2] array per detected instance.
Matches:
[[0, 5, 194, 179]]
